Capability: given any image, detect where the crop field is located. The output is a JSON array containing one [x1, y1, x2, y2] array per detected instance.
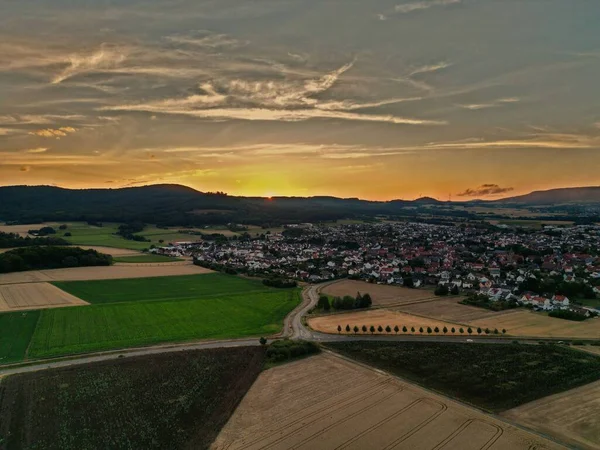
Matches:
[[26, 274, 300, 358], [0, 264, 212, 285], [503, 380, 600, 450], [325, 341, 600, 412], [113, 254, 184, 263], [471, 310, 600, 338], [0, 311, 40, 364], [396, 299, 510, 323], [322, 280, 437, 307], [0, 347, 265, 450], [212, 353, 565, 450], [308, 309, 465, 335], [0, 282, 88, 312]]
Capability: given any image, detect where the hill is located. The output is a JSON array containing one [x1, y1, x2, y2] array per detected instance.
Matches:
[[496, 186, 600, 204]]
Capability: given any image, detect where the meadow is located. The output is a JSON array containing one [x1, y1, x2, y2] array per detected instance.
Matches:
[[0, 274, 299, 362], [0, 347, 265, 450], [113, 254, 184, 263], [0, 311, 39, 364]]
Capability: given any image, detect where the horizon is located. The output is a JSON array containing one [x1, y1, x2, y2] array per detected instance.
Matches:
[[1, 0, 600, 199]]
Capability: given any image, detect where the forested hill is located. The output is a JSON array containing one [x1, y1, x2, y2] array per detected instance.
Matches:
[[0, 184, 599, 226]]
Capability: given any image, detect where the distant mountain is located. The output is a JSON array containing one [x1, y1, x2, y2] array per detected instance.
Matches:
[[495, 186, 600, 204], [413, 196, 442, 205]]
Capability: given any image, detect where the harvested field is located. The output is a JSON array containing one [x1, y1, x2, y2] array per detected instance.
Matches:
[[0, 347, 265, 450], [212, 353, 565, 450], [574, 345, 600, 356], [309, 309, 465, 335], [471, 310, 600, 338], [0, 282, 88, 312], [503, 380, 600, 450], [0, 264, 212, 285], [322, 280, 437, 306], [0, 223, 59, 236], [75, 246, 142, 256], [396, 298, 511, 323]]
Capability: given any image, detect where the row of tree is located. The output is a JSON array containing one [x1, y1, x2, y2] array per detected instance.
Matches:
[[0, 246, 113, 273], [0, 231, 69, 249], [336, 324, 507, 335]]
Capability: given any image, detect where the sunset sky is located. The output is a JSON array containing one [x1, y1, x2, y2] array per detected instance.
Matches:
[[1, 0, 599, 200]]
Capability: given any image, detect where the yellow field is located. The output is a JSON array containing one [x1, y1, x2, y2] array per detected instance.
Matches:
[[396, 298, 502, 322], [322, 280, 437, 307], [309, 310, 466, 335], [471, 310, 600, 338], [0, 264, 212, 285], [0, 282, 88, 312], [212, 353, 565, 450], [503, 380, 600, 450]]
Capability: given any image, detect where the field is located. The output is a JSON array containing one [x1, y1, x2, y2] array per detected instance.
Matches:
[[503, 380, 600, 450], [471, 310, 600, 338], [322, 280, 438, 307], [325, 341, 600, 412], [0, 311, 39, 364], [0, 282, 88, 312], [308, 309, 466, 335], [25, 274, 299, 359], [0, 347, 265, 450], [212, 353, 565, 450], [396, 298, 514, 323], [0, 263, 212, 285], [113, 254, 184, 263]]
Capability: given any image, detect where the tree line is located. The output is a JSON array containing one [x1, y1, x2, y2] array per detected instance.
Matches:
[[317, 292, 372, 311], [0, 246, 113, 273], [0, 231, 69, 249], [335, 324, 507, 336]]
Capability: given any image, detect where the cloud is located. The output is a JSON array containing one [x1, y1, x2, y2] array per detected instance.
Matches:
[[29, 127, 77, 138], [394, 0, 460, 14], [166, 31, 246, 49], [426, 132, 598, 149], [24, 147, 49, 153], [457, 184, 514, 197], [458, 97, 520, 111], [52, 44, 128, 84], [409, 62, 452, 76]]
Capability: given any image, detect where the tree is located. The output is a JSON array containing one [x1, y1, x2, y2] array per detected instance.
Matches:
[[385, 325, 392, 333], [467, 327, 473, 335], [353, 325, 359, 334], [259, 337, 267, 345], [419, 327, 424, 334], [337, 325, 342, 334], [411, 326, 415, 333], [502, 329, 507, 335], [459, 328, 464, 334], [427, 327, 432, 334], [317, 295, 331, 311], [450, 285, 460, 295], [484, 328, 490, 335], [451, 327, 455, 333], [443, 326, 448, 334], [434, 326, 440, 333], [346, 324, 351, 333], [362, 325, 367, 333], [370, 325, 375, 335], [377, 325, 383, 333], [403, 276, 414, 288], [493, 328, 499, 335], [434, 284, 449, 296], [402, 326, 407, 333], [394, 325, 400, 334], [477, 327, 482, 335]]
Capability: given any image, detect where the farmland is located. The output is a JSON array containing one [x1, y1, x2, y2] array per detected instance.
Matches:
[[324, 341, 600, 412], [308, 309, 466, 335], [212, 353, 565, 450], [322, 280, 437, 307], [0, 263, 212, 285], [0, 311, 39, 364], [0, 282, 88, 312], [0, 347, 265, 450], [503, 380, 600, 450], [0, 274, 299, 362], [113, 254, 184, 263]]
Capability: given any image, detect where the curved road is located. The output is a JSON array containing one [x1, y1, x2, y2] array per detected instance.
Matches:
[[0, 282, 572, 377]]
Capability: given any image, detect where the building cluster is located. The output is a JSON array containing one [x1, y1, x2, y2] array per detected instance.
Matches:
[[162, 221, 600, 314]]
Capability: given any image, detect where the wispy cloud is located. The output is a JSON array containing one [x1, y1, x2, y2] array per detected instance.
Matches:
[[426, 131, 599, 150], [409, 62, 452, 76], [457, 184, 514, 197], [29, 127, 77, 138], [24, 147, 49, 153], [166, 31, 246, 49], [458, 97, 520, 111], [52, 44, 128, 84], [394, 0, 460, 14]]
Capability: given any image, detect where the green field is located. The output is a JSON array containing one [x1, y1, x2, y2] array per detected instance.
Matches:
[[326, 341, 600, 411], [1, 274, 299, 363], [113, 255, 183, 263], [0, 347, 265, 450], [0, 311, 40, 364]]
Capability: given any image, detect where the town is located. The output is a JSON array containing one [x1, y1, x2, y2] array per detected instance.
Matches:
[[162, 221, 600, 319]]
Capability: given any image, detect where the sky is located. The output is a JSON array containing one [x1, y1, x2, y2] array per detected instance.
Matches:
[[1, 0, 599, 200]]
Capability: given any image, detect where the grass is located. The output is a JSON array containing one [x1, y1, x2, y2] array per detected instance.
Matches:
[[113, 255, 183, 263], [0, 311, 39, 364], [325, 341, 600, 412], [0, 347, 265, 450], [574, 297, 600, 308], [26, 274, 300, 358]]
